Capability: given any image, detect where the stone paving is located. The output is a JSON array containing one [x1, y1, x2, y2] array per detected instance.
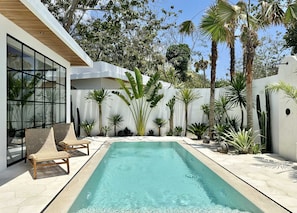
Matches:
[[0, 136, 296, 213]]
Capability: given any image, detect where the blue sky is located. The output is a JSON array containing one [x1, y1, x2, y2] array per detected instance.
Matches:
[[158, 0, 288, 80]]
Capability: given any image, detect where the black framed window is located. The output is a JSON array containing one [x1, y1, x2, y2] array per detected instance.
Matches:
[[7, 35, 67, 166]]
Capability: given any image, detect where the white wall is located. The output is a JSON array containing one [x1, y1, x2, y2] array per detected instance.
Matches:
[[71, 88, 229, 137], [275, 56, 297, 160], [71, 55, 297, 161], [248, 56, 297, 161], [0, 14, 71, 171]]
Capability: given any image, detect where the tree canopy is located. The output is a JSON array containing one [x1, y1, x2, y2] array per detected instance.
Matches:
[[41, 0, 178, 74], [166, 44, 191, 82]]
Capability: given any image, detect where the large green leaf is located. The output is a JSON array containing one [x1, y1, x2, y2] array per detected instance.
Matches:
[[125, 72, 139, 99], [134, 68, 143, 97]]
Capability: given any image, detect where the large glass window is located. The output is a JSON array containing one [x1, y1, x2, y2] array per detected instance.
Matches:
[[7, 35, 67, 166]]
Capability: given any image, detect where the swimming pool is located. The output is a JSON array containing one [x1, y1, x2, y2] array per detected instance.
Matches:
[[70, 142, 261, 212], [44, 140, 286, 212]]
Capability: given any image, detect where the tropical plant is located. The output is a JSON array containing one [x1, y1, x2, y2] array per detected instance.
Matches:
[[213, 123, 230, 142], [225, 72, 246, 129], [267, 81, 297, 104], [222, 128, 259, 154], [194, 57, 209, 87], [80, 120, 95, 137], [108, 114, 124, 136], [101, 126, 111, 137], [112, 68, 163, 136], [118, 127, 133, 137], [187, 122, 208, 140], [153, 118, 167, 136], [201, 104, 210, 120], [176, 88, 201, 136], [147, 129, 154, 136], [174, 126, 183, 136], [166, 96, 176, 134], [180, 2, 228, 139], [86, 89, 111, 135], [215, 95, 232, 124]]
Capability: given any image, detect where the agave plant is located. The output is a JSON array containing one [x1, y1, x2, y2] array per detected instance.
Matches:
[[222, 128, 259, 154], [187, 122, 208, 140], [112, 68, 163, 136]]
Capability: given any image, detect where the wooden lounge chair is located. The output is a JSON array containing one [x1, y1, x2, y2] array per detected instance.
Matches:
[[25, 127, 70, 179], [53, 122, 90, 155]]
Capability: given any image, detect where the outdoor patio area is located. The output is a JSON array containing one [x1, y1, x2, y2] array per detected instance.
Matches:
[[0, 136, 296, 213]]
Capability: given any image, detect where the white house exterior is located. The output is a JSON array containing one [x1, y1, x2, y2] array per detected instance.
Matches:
[[0, 0, 92, 170], [71, 61, 171, 89]]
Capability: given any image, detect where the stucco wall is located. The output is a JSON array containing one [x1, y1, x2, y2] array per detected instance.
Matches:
[[0, 14, 71, 171], [71, 88, 237, 137], [275, 56, 297, 160], [71, 55, 297, 161]]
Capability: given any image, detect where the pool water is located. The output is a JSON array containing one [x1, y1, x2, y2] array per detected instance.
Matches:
[[69, 142, 261, 213]]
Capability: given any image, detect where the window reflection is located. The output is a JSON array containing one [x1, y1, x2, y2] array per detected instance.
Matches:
[[6, 36, 67, 166]]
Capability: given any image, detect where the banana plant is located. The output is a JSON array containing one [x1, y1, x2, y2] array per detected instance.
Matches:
[[112, 68, 163, 136]]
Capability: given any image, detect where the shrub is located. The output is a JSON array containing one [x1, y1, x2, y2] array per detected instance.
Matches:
[[222, 128, 259, 154], [80, 120, 95, 136], [187, 122, 208, 140], [174, 126, 183, 136]]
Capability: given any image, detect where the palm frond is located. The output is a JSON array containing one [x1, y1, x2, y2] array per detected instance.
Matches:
[[267, 81, 297, 104], [125, 71, 139, 99], [134, 68, 143, 97], [179, 20, 195, 35]]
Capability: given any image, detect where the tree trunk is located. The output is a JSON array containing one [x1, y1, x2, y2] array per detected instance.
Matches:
[[230, 45, 235, 81], [169, 111, 174, 133], [246, 38, 254, 130], [185, 104, 188, 136], [230, 28, 235, 81], [208, 40, 217, 139], [99, 104, 103, 134]]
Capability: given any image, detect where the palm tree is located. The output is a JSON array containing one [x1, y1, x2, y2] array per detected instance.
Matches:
[[176, 88, 200, 136], [86, 88, 111, 135], [180, 3, 226, 139], [218, 0, 297, 130], [216, 0, 244, 81], [225, 72, 246, 129], [166, 96, 176, 135], [108, 114, 124, 136], [153, 118, 167, 136], [113, 68, 163, 136], [194, 58, 208, 87]]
